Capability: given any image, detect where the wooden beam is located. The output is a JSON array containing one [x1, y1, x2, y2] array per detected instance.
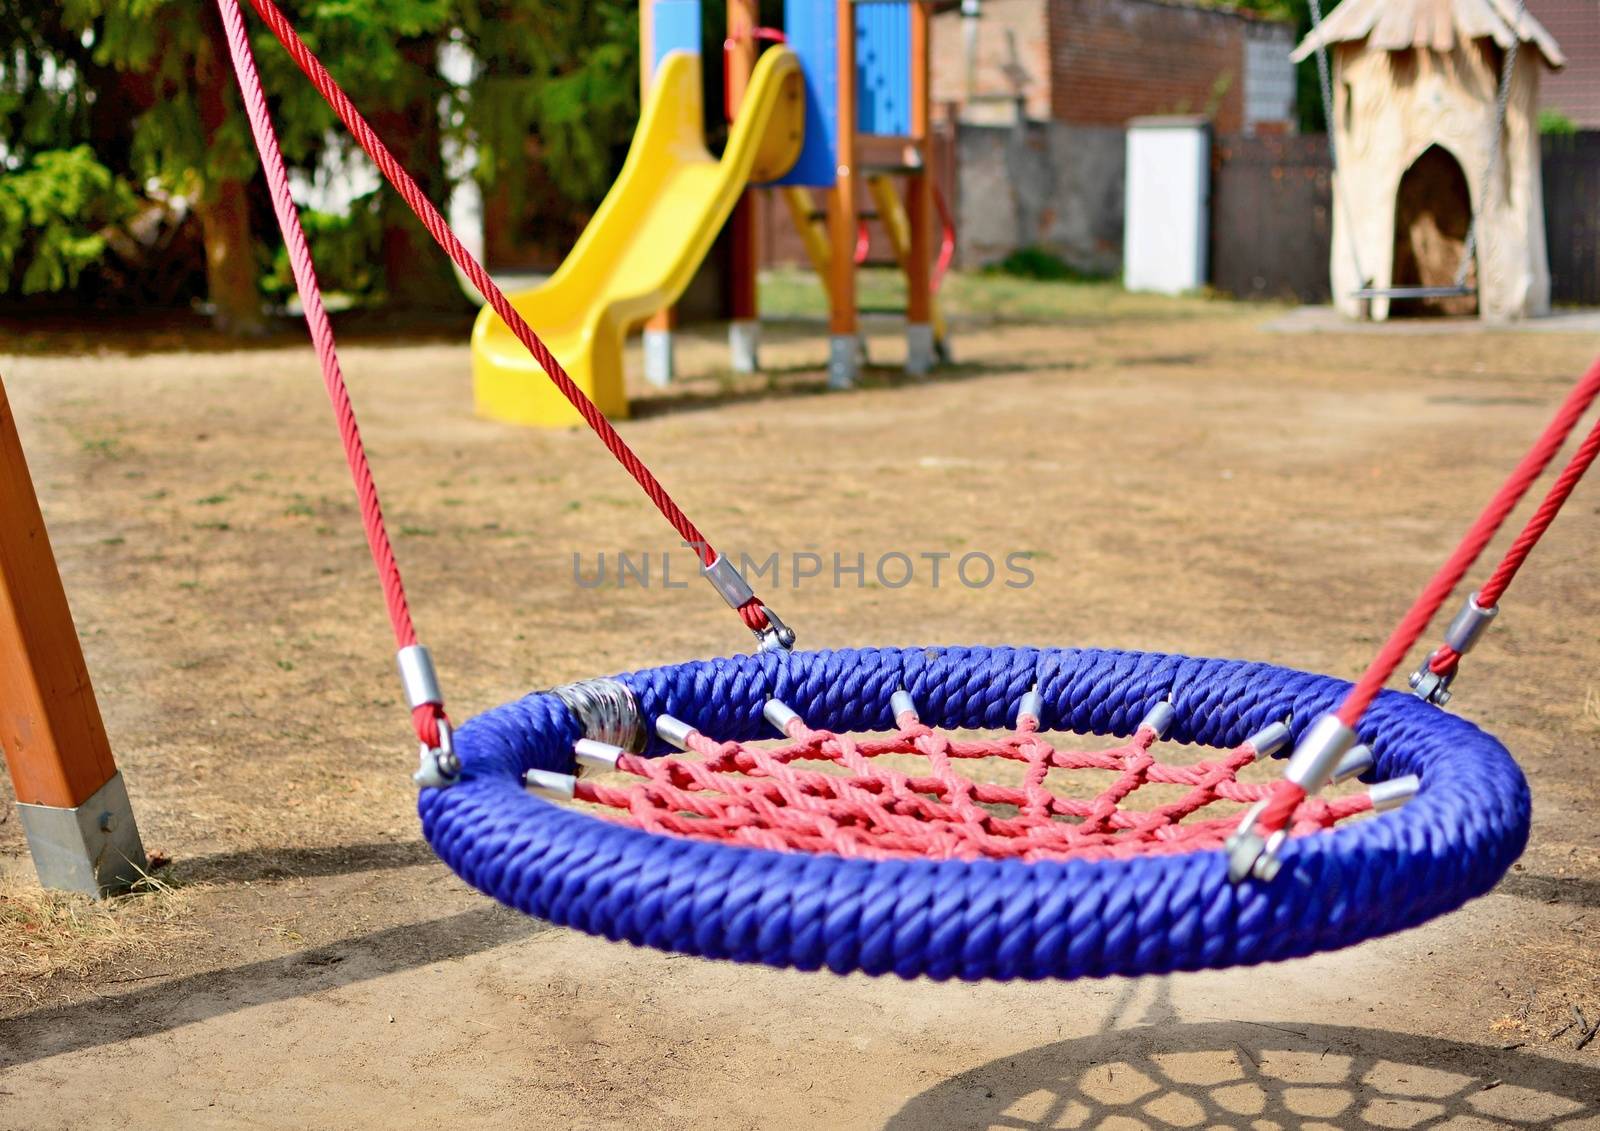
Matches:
[[906, 0, 934, 330], [0, 373, 120, 811], [827, 0, 859, 343]]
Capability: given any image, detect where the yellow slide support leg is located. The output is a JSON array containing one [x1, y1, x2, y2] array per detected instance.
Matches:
[[866, 172, 948, 351]]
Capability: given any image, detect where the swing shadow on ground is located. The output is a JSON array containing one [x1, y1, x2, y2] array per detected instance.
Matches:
[[886, 1015, 1600, 1130]]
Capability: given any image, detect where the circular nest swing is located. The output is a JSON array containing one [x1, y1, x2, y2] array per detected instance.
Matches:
[[224, 0, 1584, 988], [420, 646, 1528, 981]]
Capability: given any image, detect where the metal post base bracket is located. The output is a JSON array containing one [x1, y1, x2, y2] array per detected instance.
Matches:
[[906, 323, 935, 377], [17, 771, 147, 897], [829, 334, 860, 390], [729, 319, 760, 374], [643, 329, 675, 388]]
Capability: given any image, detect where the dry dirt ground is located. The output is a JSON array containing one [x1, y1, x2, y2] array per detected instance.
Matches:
[[0, 277, 1598, 1128]]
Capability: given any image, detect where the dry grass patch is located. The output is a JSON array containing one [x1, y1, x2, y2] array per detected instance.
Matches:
[[0, 869, 200, 1006]]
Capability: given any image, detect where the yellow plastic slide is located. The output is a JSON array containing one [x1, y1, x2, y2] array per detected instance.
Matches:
[[471, 48, 804, 427]]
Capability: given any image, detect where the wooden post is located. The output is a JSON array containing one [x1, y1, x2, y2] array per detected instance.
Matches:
[[826, 0, 860, 388], [728, 0, 762, 373], [0, 373, 145, 895], [905, 0, 935, 375]]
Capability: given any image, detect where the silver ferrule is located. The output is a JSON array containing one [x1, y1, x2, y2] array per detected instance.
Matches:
[[656, 714, 697, 750], [1283, 714, 1358, 795], [1018, 688, 1044, 725], [1243, 721, 1291, 759], [397, 644, 443, 710], [525, 768, 577, 800], [1443, 593, 1498, 656], [702, 554, 757, 610], [1138, 700, 1176, 740], [1330, 743, 1375, 785], [890, 690, 919, 725], [1369, 774, 1421, 812], [574, 739, 624, 774], [763, 698, 803, 735]]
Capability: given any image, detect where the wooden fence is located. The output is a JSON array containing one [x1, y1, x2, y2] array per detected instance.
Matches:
[[1209, 131, 1600, 307]]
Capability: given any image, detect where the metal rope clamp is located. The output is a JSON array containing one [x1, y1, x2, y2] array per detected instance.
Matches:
[[1226, 714, 1356, 883], [701, 553, 796, 653], [399, 644, 459, 788], [1408, 593, 1498, 707]]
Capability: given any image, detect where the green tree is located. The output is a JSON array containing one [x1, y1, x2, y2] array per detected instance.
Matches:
[[43, 0, 267, 331], [2, 1, 651, 323], [261, 0, 467, 311], [456, 2, 639, 210]]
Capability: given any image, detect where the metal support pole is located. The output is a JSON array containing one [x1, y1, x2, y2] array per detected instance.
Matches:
[[0, 373, 146, 895]]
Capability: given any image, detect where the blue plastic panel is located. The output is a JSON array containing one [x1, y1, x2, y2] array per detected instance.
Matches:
[[652, 0, 701, 69], [856, 2, 912, 137], [772, 0, 839, 187]]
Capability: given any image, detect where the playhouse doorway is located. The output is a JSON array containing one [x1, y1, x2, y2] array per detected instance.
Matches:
[[1391, 145, 1477, 316]]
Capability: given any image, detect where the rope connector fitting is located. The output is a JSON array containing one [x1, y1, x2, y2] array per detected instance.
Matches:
[[1243, 721, 1292, 759], [1330, 743, 1374, 785], [1225, 798, 1288, 884], [656, 714, 698, 751], [1138, 700, 1176, 740], [1226, 714, 1358, 883], [1017, 686, 1044, 728], [891, 689, 920, 727], [413, 717, 459, 789], [1409, 593, 1497, 706], [1407, 655, 1454, 706], [1283, 714, 1359, 797], [1368, 773, 1421, 812], [574, 738, 624, 774], [701, 554, 796, 652], [525, 768, 576, 800], [755, 604, 797, 653], [399, 644, 459, 788], [763, 698, 804, 736]]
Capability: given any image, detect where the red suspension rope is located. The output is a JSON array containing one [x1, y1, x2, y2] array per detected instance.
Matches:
[[1246, 357, 1600, 845], [216, 0, 446, 750], [236, 0, 773, 637], [1335, 357, 1600, 728], [1428, 411, 1600, 677]]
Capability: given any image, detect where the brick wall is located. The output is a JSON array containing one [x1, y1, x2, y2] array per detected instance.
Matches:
[[1528, 0, 1600, 128], [1048, 0, 1291, 134], [931, 0, 1054, 121]]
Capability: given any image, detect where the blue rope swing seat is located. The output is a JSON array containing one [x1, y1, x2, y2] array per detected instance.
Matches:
[[223, 0, 1577, 989], [420, 646, 1529, 981]]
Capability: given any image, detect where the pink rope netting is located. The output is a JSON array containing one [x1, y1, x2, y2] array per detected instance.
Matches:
[[570, 717, 1374, 863]]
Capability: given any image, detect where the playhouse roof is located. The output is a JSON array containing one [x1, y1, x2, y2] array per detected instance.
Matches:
[[1290, 0, 1565, 68]]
